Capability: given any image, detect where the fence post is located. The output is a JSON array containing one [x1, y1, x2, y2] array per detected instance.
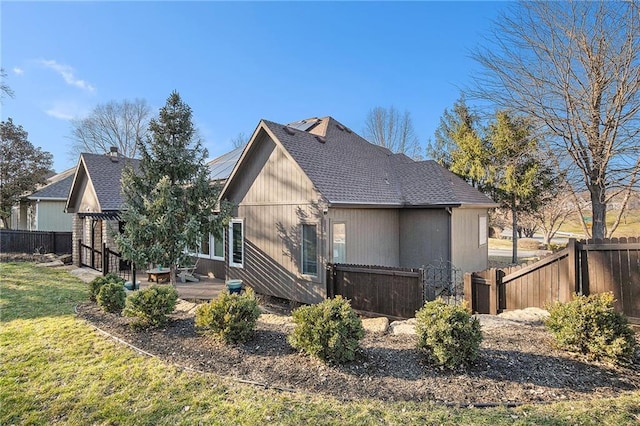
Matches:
[[132, 262, 137, 291], [463, 272, 473, 311], [489, 268, 498, 315], [102, 243, 108, 276], [566, 238, 579, 294], [326, 264, 334, 298], [77, 239, 82, 267]]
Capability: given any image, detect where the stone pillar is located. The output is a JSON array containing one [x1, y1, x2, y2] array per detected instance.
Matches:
[[71, 215, 83, 266]]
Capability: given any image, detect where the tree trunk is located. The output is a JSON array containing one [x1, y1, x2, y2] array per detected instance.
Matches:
[[170, 264, 177, 286], [589, 185, 607, 240], [1, 216, 8, 229], [511, 197, 518, 264]]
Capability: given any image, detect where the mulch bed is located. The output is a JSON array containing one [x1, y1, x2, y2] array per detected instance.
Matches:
[[75, 301, 640, 405]]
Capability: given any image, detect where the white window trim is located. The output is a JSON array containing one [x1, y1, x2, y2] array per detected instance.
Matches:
[[229, 219, 244, 268], [479, 215, 488, 247], [301, 223, 318, 277], [191, 233, 224, 261], [331, 222, 346, 264], [195, 234, 211, 259], [211, 233, 225, 261]]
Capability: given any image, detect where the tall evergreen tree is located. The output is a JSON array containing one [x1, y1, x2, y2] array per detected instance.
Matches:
[[486, 111, 555, 262], [115, 91, 232, 284], [428, 98, 487, 188]]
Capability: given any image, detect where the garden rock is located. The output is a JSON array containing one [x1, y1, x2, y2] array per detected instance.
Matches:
[[498, 307, 550, 324], [390, 318, 417, 335], [362, 317, 389, 334], [35, 259, 65, 268]]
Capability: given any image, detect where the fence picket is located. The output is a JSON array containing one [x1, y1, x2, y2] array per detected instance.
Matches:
[[469, 237, 640, 322]]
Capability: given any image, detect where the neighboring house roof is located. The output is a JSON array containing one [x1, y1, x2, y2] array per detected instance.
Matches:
[[226, 116, 496, 208], [66, 152, 140, 214], [26, 167, 75, 201], [207, 147, 243, 181]]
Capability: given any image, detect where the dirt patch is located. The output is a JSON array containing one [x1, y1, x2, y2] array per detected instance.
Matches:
[[76, 302, 640, 405]]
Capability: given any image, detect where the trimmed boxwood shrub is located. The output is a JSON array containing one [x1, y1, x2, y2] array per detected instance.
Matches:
[[97, 282, 126, 314], [288, 296, 364, 364], [545, 292, 637, 365], [88, 273, 125, 302], [123, 285, 178, 329], [415, 299, 482, 368], [195, 289, 261, 344]]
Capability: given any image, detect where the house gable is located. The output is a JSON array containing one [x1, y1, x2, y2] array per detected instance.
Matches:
[[222, 124, 322, 207], [65, 157, 101, 214], [65, 153, 139, 215]]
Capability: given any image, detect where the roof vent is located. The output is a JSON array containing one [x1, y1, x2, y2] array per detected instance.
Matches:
[[336, 123, 346, 131], [315, 135, 326, 144], [283, 126, 296, 135]]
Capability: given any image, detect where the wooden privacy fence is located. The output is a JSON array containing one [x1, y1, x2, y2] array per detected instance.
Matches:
[[0, 230, 72, 254], [327, 264, 424, 318], [465, 238, 640, 322]]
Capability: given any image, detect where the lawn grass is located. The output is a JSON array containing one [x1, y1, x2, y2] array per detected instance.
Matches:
[[559, 209, 640, 238], [2, 262, 639, 425]]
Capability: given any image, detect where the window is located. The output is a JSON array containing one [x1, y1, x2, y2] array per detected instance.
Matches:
[[229, 219, 244, 268], [212, 234, 224, 260], [301, 224, 318, 276], [200, 234, 211, 257], [479, 215, 487, 246], [332, 222, 346, 263], [192, 227, 225, 260]]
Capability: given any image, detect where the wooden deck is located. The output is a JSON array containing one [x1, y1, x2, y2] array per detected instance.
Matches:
[[138, 275, 226, 301]]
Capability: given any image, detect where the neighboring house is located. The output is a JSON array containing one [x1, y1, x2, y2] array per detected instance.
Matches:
[[219, 116, 498, 305], [10, 167, 75, 232], [65, 150, 139, 268]]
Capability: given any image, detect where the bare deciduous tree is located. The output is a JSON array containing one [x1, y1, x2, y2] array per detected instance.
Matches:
[[471, 1, 640, 239], [363, 106, 422, 159], [230, 132, 248, 149], [69, 99, 151, 158], [1, 68, 14, 101]]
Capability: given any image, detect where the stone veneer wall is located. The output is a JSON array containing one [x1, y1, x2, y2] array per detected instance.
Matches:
[[71, 215, 83, 266]]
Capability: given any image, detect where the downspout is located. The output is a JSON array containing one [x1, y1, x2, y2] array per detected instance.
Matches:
[[446, 207, 453, 265]]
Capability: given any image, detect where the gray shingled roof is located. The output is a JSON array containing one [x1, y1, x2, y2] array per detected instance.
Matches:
[[262, 117, 496, 207], [80, 153, 140, 211], [27, 168, 75, 200]]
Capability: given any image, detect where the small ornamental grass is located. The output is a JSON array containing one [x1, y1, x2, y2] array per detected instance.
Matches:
[[288, 296, 364, 364], [415, 299, 482, 369], [123, 285, 178, 330], [88, 273, 124, 302], [96, 282, 126, 313], [545, 292, 637, 365], [195, 289, 261, 344]]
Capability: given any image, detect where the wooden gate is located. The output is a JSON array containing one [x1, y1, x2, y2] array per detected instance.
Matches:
[[465, 238, 640, 322]]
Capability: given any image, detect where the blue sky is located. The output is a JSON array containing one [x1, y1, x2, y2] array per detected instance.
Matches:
[[2, 1, 506, 173]]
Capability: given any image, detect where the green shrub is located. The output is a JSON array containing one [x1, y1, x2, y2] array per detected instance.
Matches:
[[415, 299, 482, 368], [545, 292, 637, 365], [288, 296, 364, 364], [123, 285, 178, 329], [195, 289, 261, 344], [97, 282, 126, 314], [88, 273, 125, 302]]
